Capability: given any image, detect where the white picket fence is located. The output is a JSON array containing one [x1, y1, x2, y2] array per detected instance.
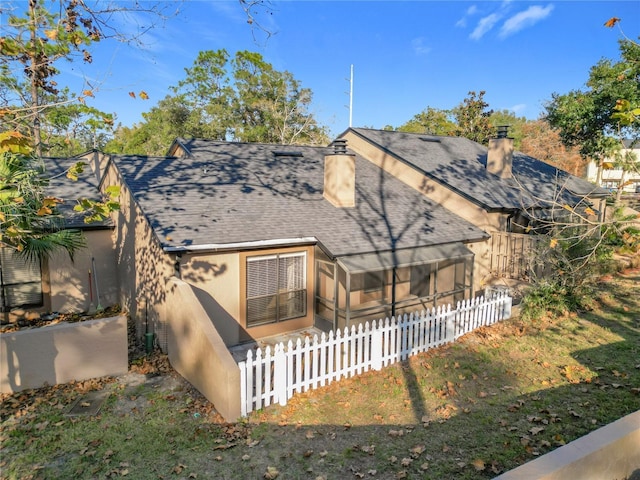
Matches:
[[239, 293, 512, 416]]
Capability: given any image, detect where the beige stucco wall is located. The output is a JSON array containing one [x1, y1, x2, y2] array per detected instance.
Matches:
[[46, 229, 118, 313], [164, 277, 241, 421], [101, 161, 176, 347], [495, 410, 640, 480], [0, 315, 127, 393], [180, 252, 241, 346]]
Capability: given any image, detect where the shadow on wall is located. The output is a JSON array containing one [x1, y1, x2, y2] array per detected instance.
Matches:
[[2, 331, 57, 393], [190, 284, 249, 347]]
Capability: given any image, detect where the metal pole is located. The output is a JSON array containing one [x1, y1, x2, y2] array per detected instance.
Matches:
[[349, 64, 353, 128]]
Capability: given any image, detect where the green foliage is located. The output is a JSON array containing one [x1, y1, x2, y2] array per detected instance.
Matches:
[[396, 107, 456, 135], [107, 49, 329, 155], [0, 133, 86, 262], [0, 130, 120, 262], [452, 90, 495, 145], [522, 228, 616, 321], [520, 280, 572, 321], [545, 38, 640, 176]]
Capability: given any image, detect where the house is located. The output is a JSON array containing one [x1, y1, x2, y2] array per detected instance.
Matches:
[[4, 128, 609, 420], [586, 139, 640, 193], [94, 138, 488, 350], [1, 156, 118, 319], [339, 127, 610, 281]]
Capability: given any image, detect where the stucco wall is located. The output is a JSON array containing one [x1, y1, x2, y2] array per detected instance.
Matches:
[[164, 277, 241, 421], [181, 252, 241, 346], [47, 229, 118, 313], [0, 315, 127, 393], [495, 410, 640, 480], [102, 162, 175, 348]]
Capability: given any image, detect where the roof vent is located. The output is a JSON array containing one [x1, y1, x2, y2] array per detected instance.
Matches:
[[332, 139, 348, 155], [273, 151, 303, 157], [496, 125, 510, 139]]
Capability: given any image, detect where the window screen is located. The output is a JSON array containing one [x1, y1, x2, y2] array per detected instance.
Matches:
[[246, 252, 306, 327], [0, 248, 43, 310]]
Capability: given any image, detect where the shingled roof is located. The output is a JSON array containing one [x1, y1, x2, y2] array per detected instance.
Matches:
[[43, 156, 112, 229], [111, 140, 488, 256], [345, 128, 609, 211]]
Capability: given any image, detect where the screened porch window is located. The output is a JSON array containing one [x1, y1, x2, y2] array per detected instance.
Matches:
[[246, 252, 307, 327]]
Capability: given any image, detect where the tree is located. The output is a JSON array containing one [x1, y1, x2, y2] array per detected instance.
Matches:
[[1, 132, 81, 261], [396, 107, 456, 135], [231, 51, 328, 144], [0, 0, 173, 262], [545, 37, 640, 185], [452, 90, 494, 145], [108, 49, 329, 154], [520, 120, 585, 176], [0, 0, 169, 155]]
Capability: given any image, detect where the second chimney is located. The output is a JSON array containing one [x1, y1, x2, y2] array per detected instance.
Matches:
[[487, 125, 514, 179], [324, 139, 356, 208]]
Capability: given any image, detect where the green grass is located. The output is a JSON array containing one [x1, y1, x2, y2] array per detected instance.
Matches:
[[1, 270, 639, 480]]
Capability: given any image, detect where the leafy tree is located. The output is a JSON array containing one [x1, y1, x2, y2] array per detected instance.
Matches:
[[396, 107, 456, 135], [108, 49, 329, 153], [0, 0, 157, 155], [452, 90, 494, 145], [545, 37, 640, 185], [520, 120, 585, 176], [0, 0, 170, 262], [175, 50, 234, 141], [232, 51, 328, 144], [0, 131, 120, 262]]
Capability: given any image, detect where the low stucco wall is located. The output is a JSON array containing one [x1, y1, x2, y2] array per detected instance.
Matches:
[[495, 410, 640, 480], [0, 315, 128, 394], [164, 277, 241, 421]]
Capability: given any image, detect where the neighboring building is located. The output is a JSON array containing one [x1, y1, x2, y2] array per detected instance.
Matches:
[[0, 156, 117, 319], [586, 139, 640, 193], [339, 127, 610, 281]]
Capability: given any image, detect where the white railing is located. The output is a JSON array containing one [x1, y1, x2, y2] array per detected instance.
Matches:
[[239, 293, 512, 416]]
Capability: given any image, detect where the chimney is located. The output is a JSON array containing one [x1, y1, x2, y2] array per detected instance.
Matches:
[[324, 139, 356, 208], [487, 125, 514, 179]]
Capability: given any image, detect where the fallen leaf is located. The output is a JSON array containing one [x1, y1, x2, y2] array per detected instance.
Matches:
[[472, 459, 485, 471], [263, 466, 279, 479]]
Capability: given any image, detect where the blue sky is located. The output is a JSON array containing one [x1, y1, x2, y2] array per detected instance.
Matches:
[[49, 1, 640, 137]]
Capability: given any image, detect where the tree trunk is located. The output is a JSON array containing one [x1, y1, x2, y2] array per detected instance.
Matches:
[[28, 0, 42, 156]]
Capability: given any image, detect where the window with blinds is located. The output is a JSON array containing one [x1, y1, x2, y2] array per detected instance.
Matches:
[[246, 252, 307, 327], [0, 248, 43, 311]]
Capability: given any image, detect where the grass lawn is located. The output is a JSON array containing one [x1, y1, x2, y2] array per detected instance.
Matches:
[[1, 270, 639, 480]]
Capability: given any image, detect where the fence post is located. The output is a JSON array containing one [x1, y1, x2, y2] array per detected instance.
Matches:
[[274, 344, 287, 406], [239, 361, 247, 417], [501, 294, 513, 320], [371, 325, 383, 371], [445, 305, 455, 343]]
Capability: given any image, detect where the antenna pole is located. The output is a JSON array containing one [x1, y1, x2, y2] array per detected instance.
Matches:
[[349, 64, 354, 128]]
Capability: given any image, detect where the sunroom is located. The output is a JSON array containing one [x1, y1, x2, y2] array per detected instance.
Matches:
[[314, 243, 474, 331]]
